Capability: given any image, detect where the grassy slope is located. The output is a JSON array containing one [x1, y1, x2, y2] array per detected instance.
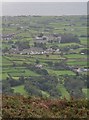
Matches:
[[12, 85, 28, 96], [57, 84, 70, 100], [82, 88, 89, 99]]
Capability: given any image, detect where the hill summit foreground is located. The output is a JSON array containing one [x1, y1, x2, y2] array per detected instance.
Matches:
[[2, 95, 89, 119]]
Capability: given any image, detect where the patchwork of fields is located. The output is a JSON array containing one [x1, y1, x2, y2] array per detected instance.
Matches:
[[2, 15, 88, 99]]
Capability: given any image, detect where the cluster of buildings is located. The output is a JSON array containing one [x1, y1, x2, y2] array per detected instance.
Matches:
[[2, 32, 62, 55], [5, 47, 60, 55], [1, 33, 15, 40], [34, 33, 61, 44]]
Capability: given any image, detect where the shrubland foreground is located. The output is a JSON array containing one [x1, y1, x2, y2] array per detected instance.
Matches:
[[2, 95, 89, 119]]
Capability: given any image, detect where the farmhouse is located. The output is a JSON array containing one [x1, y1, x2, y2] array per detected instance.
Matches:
[[35, 35, 48, 43], [47, 33, 62, 43], [77, 68, 89, 73], [35, 64, 43, 68], [20, 47, 44, 55]]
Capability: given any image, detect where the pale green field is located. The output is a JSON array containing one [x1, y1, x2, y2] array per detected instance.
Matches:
[[57, 84, 70, 100], [64, 54, 87, 59], [82, 88, 89, 99], [41, 90, 50, 98], [47, 69, 75, 76], [12, 85, 28, 96]]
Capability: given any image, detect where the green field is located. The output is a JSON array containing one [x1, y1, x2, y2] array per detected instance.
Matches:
[[82, 88, 89, 99], [12, 85, 28, 96], [57, 84, 70, 100], [41, 90, 50, 98], [33, 54, 63, 60], [2, 67, 40, 78], [64, 54, 87, 59], [47, 69, 75, 76], [80, 37, 87, 45], [67, 60, 87, 66]]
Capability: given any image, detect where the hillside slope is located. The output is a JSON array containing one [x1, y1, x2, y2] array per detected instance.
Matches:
[[2, 95, 89, 119]]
